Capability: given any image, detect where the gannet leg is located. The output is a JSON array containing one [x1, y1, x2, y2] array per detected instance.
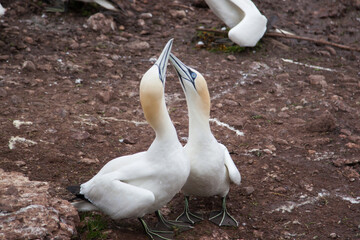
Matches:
[[175, 196, 203, 225], [138, 218, 174, 240], [208, 197, 238, 227], [155, 210, 193, 233]]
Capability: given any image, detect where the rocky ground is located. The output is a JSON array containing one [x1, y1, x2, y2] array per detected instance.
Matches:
[[0, 0, 359, 239]]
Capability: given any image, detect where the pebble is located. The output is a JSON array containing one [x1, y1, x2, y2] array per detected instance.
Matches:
[[329, 233, 337, 238], [226, 55, 236, 61], [308, 74, 327, 88], [345, 142, 360, 149], [253, 230, 264, 239], [274, 186, 287, 193], [22, 60, 36, 71], [97, 90, 112, 104], [125, 41, 150, 50], [37, 64, 52, 72], [170, 10, 186, 19], [15, 161, 26, 167], [79, 157, 99, 164], [139, 13, 152, 19], [278, 112, 290, 118], [0, 55, 10, 61], [0, 88, 7, 97], [71, 131, 90, 140], [24, 36, 34, 45], [243, 186, 255, 195], [276, 73, 290, 81], [87, 13, 116, 33], [137, 19, 146, 27]]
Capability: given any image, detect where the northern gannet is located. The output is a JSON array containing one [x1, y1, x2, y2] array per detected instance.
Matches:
[[68, 39, 190, 239], [204, 0, 267, 47], [169, 53, 241, 227]]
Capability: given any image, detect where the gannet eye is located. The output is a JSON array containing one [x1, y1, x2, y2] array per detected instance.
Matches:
[[191, 72, 197, 79]]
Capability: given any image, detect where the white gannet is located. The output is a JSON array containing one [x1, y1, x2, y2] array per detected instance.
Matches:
[[0, 4, 6, 17], [68, 39, 190, 240], [169, 53, 241, 227], [204, 0, 267, 47]]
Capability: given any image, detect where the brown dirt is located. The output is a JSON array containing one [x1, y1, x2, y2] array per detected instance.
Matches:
[[0, 0, 359, 239]]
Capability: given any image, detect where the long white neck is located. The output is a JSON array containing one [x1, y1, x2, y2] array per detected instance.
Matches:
[[187, 101, 213, 144], [153, 101, 178, 141]]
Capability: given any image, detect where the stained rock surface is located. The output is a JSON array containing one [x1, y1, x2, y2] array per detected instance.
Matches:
[[0, 169, 79, 240]]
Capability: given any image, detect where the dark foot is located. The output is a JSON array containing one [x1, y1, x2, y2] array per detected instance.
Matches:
[[176, 209, 203, 225], [175, 196, 203, 225], [139, 218, 174, 240], [208, 210, 238, 227], [155, 211, 193, 233]]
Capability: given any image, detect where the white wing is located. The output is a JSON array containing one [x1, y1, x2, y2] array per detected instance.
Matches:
[[222, 145, 241, 185], [80, 152, 158, 219]]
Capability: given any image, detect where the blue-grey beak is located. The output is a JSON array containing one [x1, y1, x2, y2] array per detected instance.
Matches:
[[155, 39, 173, 85], [169, 53, 197, 91]]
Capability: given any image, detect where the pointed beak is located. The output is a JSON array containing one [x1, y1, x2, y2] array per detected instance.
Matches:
[[155, 39, 173, 85], [169, 53, 196, 91]]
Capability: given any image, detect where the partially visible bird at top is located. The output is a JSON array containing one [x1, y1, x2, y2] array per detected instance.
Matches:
[[45, 0, 135, 12], [204, 0, 267, 47], [169, 53, 241, 227], [67, 39, 191, 240], [0, 3, 6, 17]]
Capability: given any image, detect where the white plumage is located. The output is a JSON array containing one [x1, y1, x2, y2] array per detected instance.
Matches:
[[204, 0, 267, 47], [0, 4, 6, 17], [169, 53, 241, 226], [71, 40, 190, 238]]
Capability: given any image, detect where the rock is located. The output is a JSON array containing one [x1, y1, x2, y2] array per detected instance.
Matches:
[[170, 10, 186, 19], [329, 233, 337, 238], [37, 63, 53, 72], [274, 186, 287, 193], [226, 55, 236, 61], [87, 13, 116, 33], [224, 99, 239, 106], [99, 58, 114, 68], [14, 161, 26, 167], [137, 19, 146, 27], [79, 157, 99, 164], [0, 55, 10, 61], [276, 73, 290, 81], [278, 112, 290, 118], [24, 36, 34, 45], [308, 74, 327, 88], [253, 230, 264, 239], [340, 129, 352, 136], [22, 60, 36, 71], [97, 90, 113, 103], [0, 88, 7, 97], [71, 131, 90, 140], [10, 95, 23, 105], [0, 169, 79, 240], [307, 111, 336, 132], [243, 186, 255, 195], [125, 40, 150, 50], [345, 142, 360, 149], [140, 12, 153, 19]]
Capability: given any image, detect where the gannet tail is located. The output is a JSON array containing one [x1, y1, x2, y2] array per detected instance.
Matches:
[[67, 185, 100, 211]]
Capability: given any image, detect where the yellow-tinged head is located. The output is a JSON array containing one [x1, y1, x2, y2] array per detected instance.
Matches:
[[139, 39, 173, 130], [169, 53, 210, 118]]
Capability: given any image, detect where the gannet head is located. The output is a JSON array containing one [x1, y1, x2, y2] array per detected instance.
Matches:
[[169, 53, 210, 118], [140, 39, 173, 129]]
